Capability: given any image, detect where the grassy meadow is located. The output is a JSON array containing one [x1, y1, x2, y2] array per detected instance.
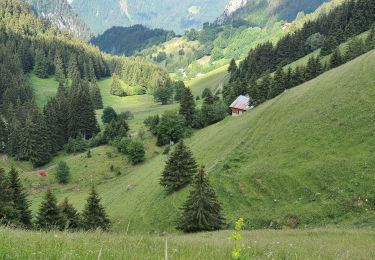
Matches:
[[0, 228, 374, 259]]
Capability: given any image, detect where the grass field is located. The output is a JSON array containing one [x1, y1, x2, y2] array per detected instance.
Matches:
[[0, 227, 374, 259], [9, 49, 374, 234]]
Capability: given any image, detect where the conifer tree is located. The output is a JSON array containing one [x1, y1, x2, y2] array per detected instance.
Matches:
[[54, 53, 65, 83], [174, 81, 186, 101], [82, 187, 111, 231], [60, 198, 81, 230], [365, 26, 375, 50], [35, 189, 65, 230], [203, 89, 215, 105], [0, 168, 19, 225], [329, 48, 344, 69], [67, 54, 81, 80], [268, 67, 285, 99], [89, 81, 103, 109], [228, 59, 238, 82], [34, 49, 48, 79], [160, 140, 197, 193], [8, 168, 32, 228], [110, 73, 125, 96], [102, 106, 118, 124], [177, 166, 224, 233], [55, 161, 70, 184], [179, 87, 196, 126], [0, 117, 8, 153]]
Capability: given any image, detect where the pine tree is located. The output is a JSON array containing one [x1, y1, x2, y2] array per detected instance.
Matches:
[[329, 48, 344, 69], [268, 67, 285, 99], [89, 81, 103, 109], [174, 81, 186, 101], [365, 26, 375, 50], [82, 187, 111, 231], [8, 168, 32, 228], [54, 53, 65, 84], [177, 166, 225, 233], [55, 161, 70, 184], [203, 89, 215, 105], [0, 168, 19, 225], [179, 87, 196, 126], [160, 140, 197, 193], [67, 54, 81, 80], [228, 59, 238, 82], [102, 106, 118, 124], [0, 117, 8, 153], [35, 189, 65, 230], [34, 49, 48, 79], [60, 198, 81, 230], [110, 73, 125, 96]]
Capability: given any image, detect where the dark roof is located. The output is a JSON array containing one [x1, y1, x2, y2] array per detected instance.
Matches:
[[230, 95, 250, 110]]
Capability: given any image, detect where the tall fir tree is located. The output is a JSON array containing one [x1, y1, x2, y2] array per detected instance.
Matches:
[[160, 140, 197, 193], [35, 189, 65, 230], [34, 49, 48, 79], [54, 53, 65, 84], [0, 168, 19, 225], [8, 168, 32, 228], [174, 81, 186, 101], [329, 48, 344, 69], [89, 81, 103, 109], [268, 67, 285, 99], [0, 117, 8, 153], [228, 59, 238, 82], [177, 166, 225, 233], [110, 73, 124, 96], [67, 54, 81, 80], [179, 87, 196, 126], [60, 198, 81, 230], [82, 187, 111, 231]]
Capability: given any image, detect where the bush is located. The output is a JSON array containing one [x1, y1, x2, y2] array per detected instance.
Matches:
[[65, 137, 88, 154], [55, 161, 70, 184], [116, 137, 132, 154], [88, 133, 105, 148], [103, 119, 129, 142], [144, 115, 160, 135], [102, 107, 118, 124], [118, 111, 134, 121]]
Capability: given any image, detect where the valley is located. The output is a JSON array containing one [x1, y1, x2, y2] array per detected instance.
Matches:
[[0, 0, 375, 259]]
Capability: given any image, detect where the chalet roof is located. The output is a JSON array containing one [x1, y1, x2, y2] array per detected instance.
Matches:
[[230, 95, 250, 111]]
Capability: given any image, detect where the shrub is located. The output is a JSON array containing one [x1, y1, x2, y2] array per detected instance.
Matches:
[[127, 140, 145, 165], [118, 111, 134, 121], [102, 107, 117, 124], [55, 161, 70, 184], [65, 137, 88, 154], [116, 137, 132, 154], [103, 119, 129, 142]]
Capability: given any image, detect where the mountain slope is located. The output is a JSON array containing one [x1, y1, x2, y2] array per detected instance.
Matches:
[[20, 49, 375, 233], [23, 0, 93, 40], [69, 0, 229, 34]]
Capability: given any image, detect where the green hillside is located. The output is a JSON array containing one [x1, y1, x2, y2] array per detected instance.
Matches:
[[11, 49, 375, 233], [1, 227, 374, 259]]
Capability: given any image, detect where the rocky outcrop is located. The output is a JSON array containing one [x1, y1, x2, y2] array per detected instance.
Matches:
[[216, 0, 248, 25]]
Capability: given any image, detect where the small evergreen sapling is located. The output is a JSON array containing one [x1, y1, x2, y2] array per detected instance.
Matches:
[[60, 198, 81, 230], [160, 140, 197, 193], [55, 161, 70, 184], [177, 166, 225, 232], [82, 187, 111, 231], [35, 189, 65, 230]]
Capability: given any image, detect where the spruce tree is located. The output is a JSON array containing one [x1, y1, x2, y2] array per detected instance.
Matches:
[[60, 198, 81, 230], [203, 89, 215, 105], [110, 73, 125, 96], [268, 67, 285, 99], [89, 81, 103, 109], [160, 140, 197, 193], [35, 189, 65, 230], [34, 49, 48, 79], [67, 54, 81, 80], [82, 187, 111, 231], [102, 106, 118, 124], [55, 161, 70, 184], [329, 48, 344, 69], [228, 59, 238, 82], [54, 53, 65, 83], [8, 168, 32, 228], [174, 81, 186, 101], [179, 87, 196, 126], [0, 168, 19, 225], [177, 166, 225, 233], [0, 117, 8, 153]]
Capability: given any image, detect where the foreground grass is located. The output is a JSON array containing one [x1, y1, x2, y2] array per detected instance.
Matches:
[[0, 227, 374, 259]]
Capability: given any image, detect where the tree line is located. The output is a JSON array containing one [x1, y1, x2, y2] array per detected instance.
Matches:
[[228, 0, 375, 94], [0, 167, 110, 231]]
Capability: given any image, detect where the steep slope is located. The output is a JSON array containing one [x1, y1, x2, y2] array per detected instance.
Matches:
[[69, 0, 229, 34], [23, 0, 93, 40], [20, 50, 375, 233]]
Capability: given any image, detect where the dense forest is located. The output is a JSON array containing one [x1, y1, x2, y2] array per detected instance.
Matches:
[[224, 0, 375, 105], [0, 0, 170, 167], [91, 25, 176, 56]]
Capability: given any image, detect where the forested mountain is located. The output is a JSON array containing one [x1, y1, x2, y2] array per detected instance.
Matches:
[[0, 0, 170, 167], [22, 0, 93, 40], [69, 0, 229, 34], [91, 25, 176, 56], [217, 0, 331, 26]]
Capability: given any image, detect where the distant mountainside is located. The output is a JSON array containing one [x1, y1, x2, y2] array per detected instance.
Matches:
[[91, 25, 176, 56], [68, 0, 229, 34], [23, 0, 93, 40], [218, 0, 331, 26]]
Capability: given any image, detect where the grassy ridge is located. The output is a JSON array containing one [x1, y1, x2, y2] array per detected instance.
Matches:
[[0, 227, 374, 259]]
